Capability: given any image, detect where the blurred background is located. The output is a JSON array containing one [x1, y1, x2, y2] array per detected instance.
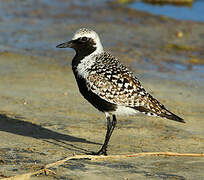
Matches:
[[0, 1, 204, 179], [131, 0, 204, 22], [0, 0, 203, 82]]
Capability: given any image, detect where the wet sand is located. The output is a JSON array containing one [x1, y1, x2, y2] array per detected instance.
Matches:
[[0, 0, 204, 179], [0, 52, 203, 179]]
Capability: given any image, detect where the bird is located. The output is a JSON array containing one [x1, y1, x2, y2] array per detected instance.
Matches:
[[56, 28, 185, 156]]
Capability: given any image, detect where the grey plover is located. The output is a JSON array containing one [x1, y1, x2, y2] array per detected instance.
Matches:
[[56, 28, 185, 155]]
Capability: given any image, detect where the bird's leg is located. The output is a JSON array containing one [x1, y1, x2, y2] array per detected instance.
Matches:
[[92, 114, 117, 156]]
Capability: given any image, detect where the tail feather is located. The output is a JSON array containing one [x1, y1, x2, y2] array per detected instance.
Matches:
[[132, 106, 185, 123], [160, 110, 185, 123]]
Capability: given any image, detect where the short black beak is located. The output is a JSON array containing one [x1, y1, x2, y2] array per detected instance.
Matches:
[[56, 40, 74, 48]]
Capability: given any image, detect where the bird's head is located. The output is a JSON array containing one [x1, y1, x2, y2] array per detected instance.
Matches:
[[56, 28, 103, 56]]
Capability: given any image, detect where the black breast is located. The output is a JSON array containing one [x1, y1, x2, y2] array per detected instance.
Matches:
[[73, 72, 117, 113]]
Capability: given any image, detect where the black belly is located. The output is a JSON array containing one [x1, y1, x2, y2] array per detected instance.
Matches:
[[74, 76, 117, 113]]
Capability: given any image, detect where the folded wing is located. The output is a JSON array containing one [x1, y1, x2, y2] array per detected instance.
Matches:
[[86, 53, 184, 123]]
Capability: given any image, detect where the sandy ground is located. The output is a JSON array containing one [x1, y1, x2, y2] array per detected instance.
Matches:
[[0, 52, 203, 179], [0, 0, 204, 179]]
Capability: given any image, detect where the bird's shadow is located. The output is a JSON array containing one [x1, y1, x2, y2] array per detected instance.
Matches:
[[0, 114, 100, 154]]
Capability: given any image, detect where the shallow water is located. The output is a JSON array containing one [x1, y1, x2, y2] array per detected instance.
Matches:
[[0, 0, 203, 83], [130, 0, 204, 22]]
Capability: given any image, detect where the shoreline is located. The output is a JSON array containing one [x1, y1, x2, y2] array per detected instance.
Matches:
[[0, 0, 203, 179], [0, 51, 203, 179]]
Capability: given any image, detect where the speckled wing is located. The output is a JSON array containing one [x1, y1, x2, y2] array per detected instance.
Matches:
[[87, 52, 184, 122]]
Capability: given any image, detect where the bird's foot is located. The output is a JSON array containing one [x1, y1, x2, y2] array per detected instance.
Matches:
[[88, 147, 108, 156], [91, 150, 107, 156]]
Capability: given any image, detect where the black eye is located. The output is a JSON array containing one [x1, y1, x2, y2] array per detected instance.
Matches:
[[81, 37, 88, 42]]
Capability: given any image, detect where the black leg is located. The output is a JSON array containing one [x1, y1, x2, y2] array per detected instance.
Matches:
[[92, 114, 117, 155]]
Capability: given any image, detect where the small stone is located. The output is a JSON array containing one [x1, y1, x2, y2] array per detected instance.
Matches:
[[176, 31, 183, 38], [64, 92, 68, 96]]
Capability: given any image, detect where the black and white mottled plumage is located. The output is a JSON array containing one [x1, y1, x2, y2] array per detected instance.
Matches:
[[56, 28, 185, 155]]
